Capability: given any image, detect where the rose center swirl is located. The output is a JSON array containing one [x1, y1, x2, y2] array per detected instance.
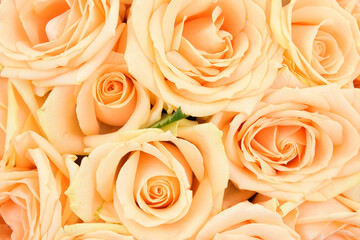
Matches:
[[94, 71, 133, 105], [140, 176, 180, 209], [182, 7, 229, 54], [241, 119, 310, 176], [313, 40, 327, 59]]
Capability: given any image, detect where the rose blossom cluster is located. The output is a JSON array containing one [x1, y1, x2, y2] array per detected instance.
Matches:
[[1, 0, 360, 239]]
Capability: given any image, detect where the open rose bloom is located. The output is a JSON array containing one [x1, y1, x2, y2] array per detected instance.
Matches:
[[213, 85, 360, 201], [0, 131, 76, 239], [75, 52, 163, 136], [36, 51, 163, 155], [125, 0, 283, 116], [66, 121, 229, 240], [272, 0, 360, 86], [0, 0, 125, 87], [2, 0, 360, 239]]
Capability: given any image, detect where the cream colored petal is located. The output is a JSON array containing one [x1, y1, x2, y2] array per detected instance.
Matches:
[[32, 28, 120, 86], [116, 150, 161, 226], [296, 199, 360, 239], [153, 65, 229, 116], [96, 143, 140, 202], [76, 69, 101, 135], [177, 122, 229, 201], [125, 7, 159, 96], [55, 223, 133, 240], [196, 201, 299, 240], [65, 143, 114, 222], [27, 148, 62, 240], [306, 169, 360, 202], [10, 79, 40, 124], [336, 183, 360, 211], [14, 131, 69, 178], [121, 81, 152, 130], [37, 86, 85, 155]]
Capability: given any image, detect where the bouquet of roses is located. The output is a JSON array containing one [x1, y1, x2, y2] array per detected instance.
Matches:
[[1, 0, 360, 239]]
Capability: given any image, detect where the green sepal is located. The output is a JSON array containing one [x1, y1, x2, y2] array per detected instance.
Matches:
[[150, 107, 188, 129]]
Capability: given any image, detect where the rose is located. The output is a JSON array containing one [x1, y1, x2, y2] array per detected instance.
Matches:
[[212, 85, 360, 201], [295, 199, 360, 239], [0, 0, 124, 87], [271, 0, 360, 86], [76, 51, 163, 136], [0, 170, 40, 239], [55, 223, 134, 240], [66, 121, 229, 240], [36, 51, 163, 155], [196, 201, 300, 240], [125, 0, 283, 116], [0, 131, 77, 239]]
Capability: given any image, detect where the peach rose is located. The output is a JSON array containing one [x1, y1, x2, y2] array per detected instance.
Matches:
[[0, 131, 77, 240], [76, 51, 163, 136], [196, 201, 300, 240], [295, 199, 360, 239], [213, 85, 360, 201], [66, 121, 229, 240], [55, 223, 134, 240], [36, 51, 163, 155], [271, 0, 360, 86], [0, 0, 124, 87], [125, 0, 283, 116]]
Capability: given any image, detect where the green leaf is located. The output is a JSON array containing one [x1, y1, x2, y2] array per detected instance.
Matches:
[[150, 107, 188, 129]]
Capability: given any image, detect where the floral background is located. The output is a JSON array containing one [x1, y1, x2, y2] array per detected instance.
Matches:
[[0, 0, 360, 239]]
